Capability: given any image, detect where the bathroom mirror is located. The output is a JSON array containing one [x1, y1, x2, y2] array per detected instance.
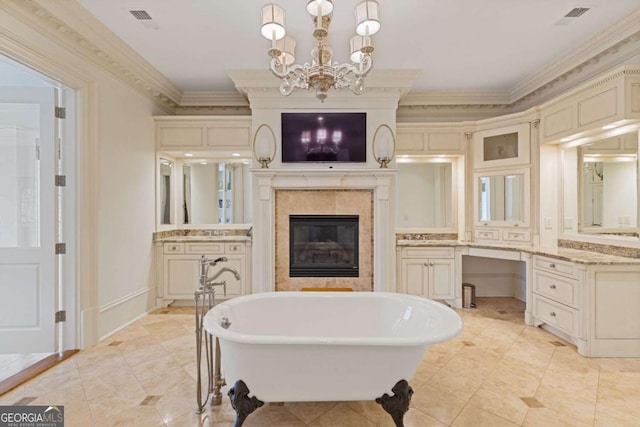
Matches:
[[182, 160, 252, 224], [577, 130, 639, 237], [396, 160, 454, 229], [475, 169, 529, 226], [159, 158, 173, 225]]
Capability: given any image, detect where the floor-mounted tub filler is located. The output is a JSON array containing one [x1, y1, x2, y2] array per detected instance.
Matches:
[[204, 291, 463, 427]]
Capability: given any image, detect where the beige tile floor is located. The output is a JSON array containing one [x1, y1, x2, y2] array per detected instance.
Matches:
[[1, 298, 640, 426]]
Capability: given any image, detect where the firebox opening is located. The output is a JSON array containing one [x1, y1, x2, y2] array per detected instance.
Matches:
[[289, 215, 359, 277]]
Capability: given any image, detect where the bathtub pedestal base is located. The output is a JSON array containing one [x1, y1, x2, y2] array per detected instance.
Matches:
[[228, 380, 264, 427], [375, 379, 414, 427]]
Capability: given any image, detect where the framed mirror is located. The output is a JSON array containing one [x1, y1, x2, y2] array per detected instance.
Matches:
[[577, 130, 639, 237], [158, 157, 174, 227], [181, 160, 252, 225], [474, 168, 530, 226], [396, 158, 457, 231]]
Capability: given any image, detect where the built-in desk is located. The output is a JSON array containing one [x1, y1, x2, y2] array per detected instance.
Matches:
[[396, 240, 640, 357]]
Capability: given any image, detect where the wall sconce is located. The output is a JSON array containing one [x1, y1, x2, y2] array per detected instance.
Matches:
[[252, 124, 277, 168], [372, 124, 396, 168]]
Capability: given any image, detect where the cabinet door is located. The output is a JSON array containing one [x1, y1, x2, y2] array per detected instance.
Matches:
[[428, 258, 455, 300], [401, 259, 428, 296], [165, 256, 201, 298]]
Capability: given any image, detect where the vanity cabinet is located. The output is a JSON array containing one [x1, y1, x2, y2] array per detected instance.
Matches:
[[397, 247, 455, 301], [531, 255, 584, 341], [156, 240, 250, 304]]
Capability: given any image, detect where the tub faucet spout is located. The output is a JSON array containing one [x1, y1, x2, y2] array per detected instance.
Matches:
[[207, 266, 241, 283]]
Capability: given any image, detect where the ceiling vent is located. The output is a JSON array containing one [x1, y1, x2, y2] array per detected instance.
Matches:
[[129, 10, 159, 29], [564, 7, 590, 18], [554, 7, 591, 26], [129, 10, 152, 20]]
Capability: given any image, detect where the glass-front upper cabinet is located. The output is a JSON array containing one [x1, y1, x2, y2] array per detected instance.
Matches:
[[473, 123, 530, 169]]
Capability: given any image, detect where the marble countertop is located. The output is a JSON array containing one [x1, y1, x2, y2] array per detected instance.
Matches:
[[396, 240, 640, 265], [155, 235, 251, 243]]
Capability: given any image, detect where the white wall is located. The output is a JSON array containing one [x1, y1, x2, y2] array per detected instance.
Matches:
[[96, 74, 158, 340]]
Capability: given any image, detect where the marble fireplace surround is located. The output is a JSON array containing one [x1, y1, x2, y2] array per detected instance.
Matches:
[[252, 169, 396, 293]]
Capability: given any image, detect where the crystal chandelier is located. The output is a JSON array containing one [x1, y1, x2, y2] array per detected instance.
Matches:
[[260, 0, 381, 101]]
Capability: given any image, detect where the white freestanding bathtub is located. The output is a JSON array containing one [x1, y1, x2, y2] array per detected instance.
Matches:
[[204, 291, 462, 407]]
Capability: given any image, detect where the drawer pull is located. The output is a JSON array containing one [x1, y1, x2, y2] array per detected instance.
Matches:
[[549, 263, 556, 268], [550, 311, 556, 317], [549, 284, 556, 289], [424, 262, 428, 267], [171, 246, 177, 251]]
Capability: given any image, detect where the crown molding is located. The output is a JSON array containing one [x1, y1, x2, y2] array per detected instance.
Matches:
[[399, 90, 511, 106], [396, 104, 514, 123], [2, 0, 181, 113], [180, 91, 249, 107]]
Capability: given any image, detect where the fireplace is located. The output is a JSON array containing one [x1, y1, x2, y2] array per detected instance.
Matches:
[[289, 215, 359, 277]]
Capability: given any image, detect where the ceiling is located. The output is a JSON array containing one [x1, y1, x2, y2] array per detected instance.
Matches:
[[76, 0, 640, 97]]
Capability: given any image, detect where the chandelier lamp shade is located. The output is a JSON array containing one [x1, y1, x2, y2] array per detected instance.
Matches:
[[260, 0, 381, 101]]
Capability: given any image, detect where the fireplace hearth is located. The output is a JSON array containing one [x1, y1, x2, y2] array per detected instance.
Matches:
[[289, 215, 359, 277]]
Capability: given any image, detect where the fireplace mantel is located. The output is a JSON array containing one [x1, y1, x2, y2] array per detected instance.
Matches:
[[251, 168, 397, 293]]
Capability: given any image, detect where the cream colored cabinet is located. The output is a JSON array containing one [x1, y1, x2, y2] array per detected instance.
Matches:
[[397, 247, 455, 301], [531, 255, 584, 350], [589, 265, 640, 357], [157, 240, 249, 303]]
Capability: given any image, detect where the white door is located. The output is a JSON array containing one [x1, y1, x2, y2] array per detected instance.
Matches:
[[0, 87, 57, 353]]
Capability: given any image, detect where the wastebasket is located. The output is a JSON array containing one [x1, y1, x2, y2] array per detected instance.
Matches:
[[462, 283, 476, 308]]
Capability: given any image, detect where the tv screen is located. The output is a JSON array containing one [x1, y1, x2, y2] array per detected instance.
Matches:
[[281, 113, 366, 163]]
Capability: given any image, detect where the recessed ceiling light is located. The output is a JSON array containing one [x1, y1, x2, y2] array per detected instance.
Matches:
[[185, 153, 193, 157], [602, 124, 618, 130], [560, 137, 573, 142], [200, 161, 208, 165], [232, 153, 240, 157]]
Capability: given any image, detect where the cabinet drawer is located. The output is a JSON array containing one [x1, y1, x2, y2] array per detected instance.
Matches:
[[533, 270, 578, 308], [474, 229, 499, 240], [533, 294, 578, 337], [502, 229, 530, 242], [164, 243, 184, 254], [225, 242, 245, 254], [533, 255, 577, 278], [185, 242, 225, 254], [401, 247, 454, 259]]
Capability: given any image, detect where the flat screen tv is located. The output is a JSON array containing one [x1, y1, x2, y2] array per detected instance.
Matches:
[[281, 112, 366, 163]]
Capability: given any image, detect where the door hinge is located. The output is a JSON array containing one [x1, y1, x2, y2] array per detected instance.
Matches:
[[55, 175, 66, 186], [55, 310, 66, 323], [55, 106, 66, 119], [55, 243, 66, 254]]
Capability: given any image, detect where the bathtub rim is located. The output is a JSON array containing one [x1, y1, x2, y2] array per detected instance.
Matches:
[[204, 291, 463, 347]]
